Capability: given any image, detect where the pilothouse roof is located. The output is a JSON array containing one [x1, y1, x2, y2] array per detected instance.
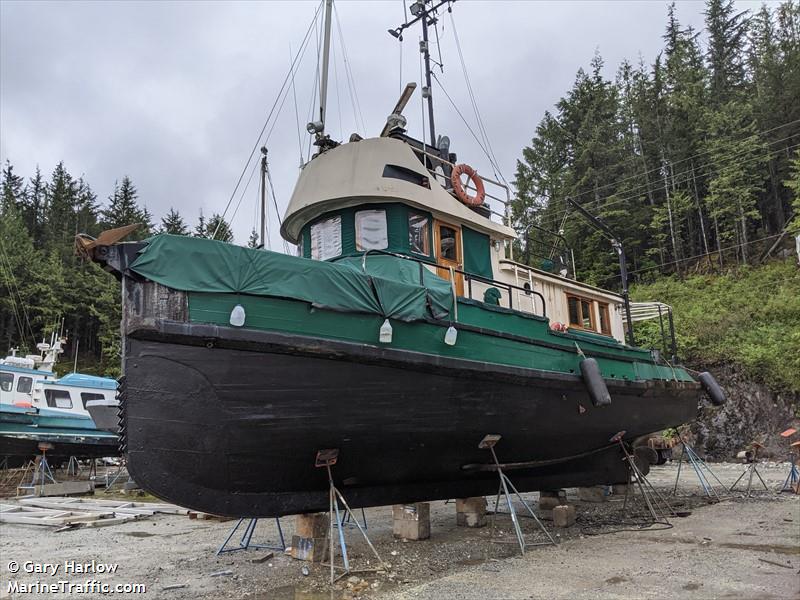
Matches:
[[280, 136, 517, 244]]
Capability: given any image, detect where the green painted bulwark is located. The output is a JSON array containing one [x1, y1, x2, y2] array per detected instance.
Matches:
[[462, 226, 493, 279], [187, 292, 693, 383]]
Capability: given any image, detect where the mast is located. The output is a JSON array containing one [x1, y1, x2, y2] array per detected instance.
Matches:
[[420, 11, 436, 147], [390, 1, 455, 148], [319, 0, 333, 134], [260, 147, 268, 248]]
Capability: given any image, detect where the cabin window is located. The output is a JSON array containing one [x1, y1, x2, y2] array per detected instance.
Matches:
[[598, 303, 611, 335], [81, 392, 105, 409], [408, 212, 430, 255], [438, 225, 458, 260], [566, 294, 595, 331], [17, 376, 32, 394], [0, 372, 12, 392], [355, 210, 388, 251], [310, 216, 342, 260], [45, 389, 73, 409]]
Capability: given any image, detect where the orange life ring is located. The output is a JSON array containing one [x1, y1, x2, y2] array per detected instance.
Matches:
[[451, 163, 486, 207]]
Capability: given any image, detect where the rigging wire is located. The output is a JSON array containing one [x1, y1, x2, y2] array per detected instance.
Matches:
[[333, 4, 366, 135], [214, 0, 323, 239], [448, 11, 506, 185], [331, 39, 344, 141], [265, 161, 292, 255], [305, 11, 324, 162], [227, 158, 261, 234], [289, 44, 304, 168]]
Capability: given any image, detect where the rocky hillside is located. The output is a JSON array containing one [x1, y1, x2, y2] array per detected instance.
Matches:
[[631, 258, 800, 459]]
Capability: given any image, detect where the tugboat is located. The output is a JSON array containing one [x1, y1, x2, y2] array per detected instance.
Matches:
[[79, 0, 721, 517]]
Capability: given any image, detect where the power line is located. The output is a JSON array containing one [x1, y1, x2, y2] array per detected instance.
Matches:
[[543, 117, 800, 212], [535, 139, 800, 233], [622, 231, 796, 278]]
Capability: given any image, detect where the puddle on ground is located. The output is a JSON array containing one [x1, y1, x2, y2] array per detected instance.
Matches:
[[124, 531, 155, 538], [718, 542, 800, 555], [268, 586, 342, 600], [604, 576, 630, 584]]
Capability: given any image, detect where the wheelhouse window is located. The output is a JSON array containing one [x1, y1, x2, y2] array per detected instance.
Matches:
[[45, 389, 73, 409], [598, 302, 611, 335], [0, 372, 12, 392], [80, 392, 105, 409], [355, 210, 388, 251], [310, 216, 342, 260], [17, 376, 32, 394], [566, 294, 595, 331], [408, 212, 430, 255]]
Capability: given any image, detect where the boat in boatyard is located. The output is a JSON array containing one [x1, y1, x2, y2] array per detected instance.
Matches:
[[0, 340, 119, 466], [79, 0, 722, 517]]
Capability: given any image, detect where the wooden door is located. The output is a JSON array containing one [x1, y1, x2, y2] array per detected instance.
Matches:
[[434, 220, 464, 296]]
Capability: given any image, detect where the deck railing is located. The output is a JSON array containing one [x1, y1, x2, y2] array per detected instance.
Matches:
[[355, 250, 547, 318]]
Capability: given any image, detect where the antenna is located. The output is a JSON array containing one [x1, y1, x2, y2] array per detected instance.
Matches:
[[390, 0, 456, 147]]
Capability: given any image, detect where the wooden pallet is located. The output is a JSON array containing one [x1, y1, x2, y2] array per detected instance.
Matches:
[[0, 503, 136, 528], [19, 497, 190, 516]]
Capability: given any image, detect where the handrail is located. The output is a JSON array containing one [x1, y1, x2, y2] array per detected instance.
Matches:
[[354, 249, 547, 318]]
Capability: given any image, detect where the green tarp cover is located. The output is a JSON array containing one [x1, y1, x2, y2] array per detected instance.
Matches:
[[129, 235, 453, 322]]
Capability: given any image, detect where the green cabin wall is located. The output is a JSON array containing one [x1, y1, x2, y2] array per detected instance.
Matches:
[[298, 202, 495, 279]]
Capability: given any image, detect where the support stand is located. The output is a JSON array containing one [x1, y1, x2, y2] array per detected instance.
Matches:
[[66, 456, 81, 478], [316, 449, 387, 584], [671, 438, 726, 499], [612, 431, 675, 527], [778, 441, 799, 494], [729, 443, 770, 497], [216, 518, 286, 555], [480, 435, 556, 554], [18, 444, 57, 495], [103, 459, 130, 493], [339, 507, 368, 530]]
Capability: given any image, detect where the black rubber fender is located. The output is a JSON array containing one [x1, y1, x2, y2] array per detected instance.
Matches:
[[579, 357, 611, 407], [698, 371, 726, 406]]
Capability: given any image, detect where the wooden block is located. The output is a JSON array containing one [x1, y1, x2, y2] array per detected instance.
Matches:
[[455, 497, 487, 528], [294, 513, 329, 538], [539, 489, 568, 510], [553, 505, 576, 528], [577, 486, 609, 503], [290, 535, 327, 562], [20, 481, 94, 497], [392, 503, 430, 540]]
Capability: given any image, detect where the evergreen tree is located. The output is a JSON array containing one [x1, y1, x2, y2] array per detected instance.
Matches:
[[248, 229, 260, 248], [705, 0, 749, 104], [160, 208, 189, 235], [1, 160, 25, 212], [194, 211, 207, 238]]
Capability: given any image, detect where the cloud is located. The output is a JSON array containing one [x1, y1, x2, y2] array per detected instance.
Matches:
[[1, 0, 758, 246]]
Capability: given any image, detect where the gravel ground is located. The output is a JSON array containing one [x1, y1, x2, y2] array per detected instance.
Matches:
[[1, 461, 798, 599]]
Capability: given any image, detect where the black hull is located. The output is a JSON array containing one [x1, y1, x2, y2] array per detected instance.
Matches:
[[123, 323, 700, 517], [0, 435, 119, 466]]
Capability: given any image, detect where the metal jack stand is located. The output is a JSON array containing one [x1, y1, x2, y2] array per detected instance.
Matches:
[[340, 507, 368, 530], [316, 449, 387, 584], [217, 518, 286, 555], [18, 443, 57, 495], [66, 456, 81, 478], [612, 431, 676, 526], [480, 435, 556, 554], [103, 459, 130, 493], [671, 438, 726, 499], [730, 442, 770, 497]]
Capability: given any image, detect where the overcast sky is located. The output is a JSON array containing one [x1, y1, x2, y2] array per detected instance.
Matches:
[[0, 0, 769, 248]]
